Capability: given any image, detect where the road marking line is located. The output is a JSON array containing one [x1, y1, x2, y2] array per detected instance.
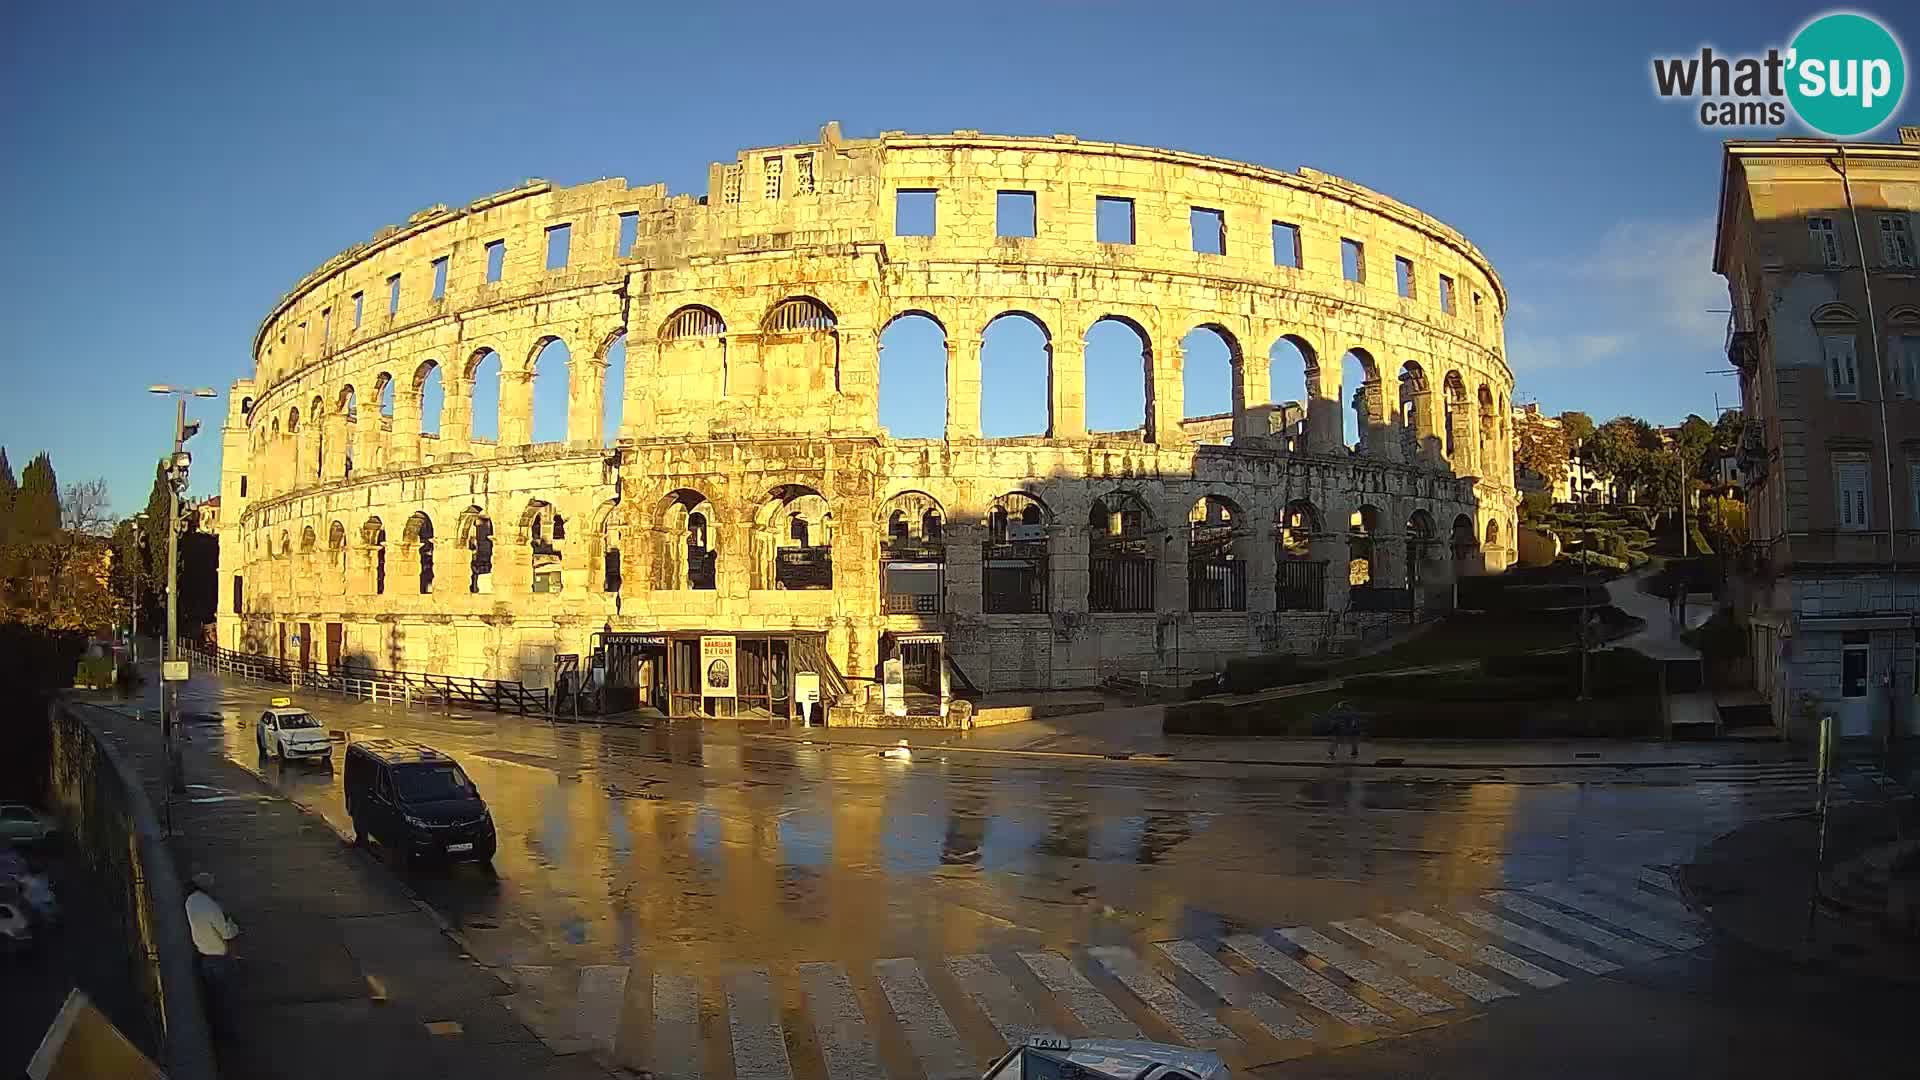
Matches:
[[947, 954, 1045, 1046], [1454, 908, 1619, 975], [1524, 882, 1704, 950], [1485, 892, 1665, 963], [1329, 919, 1515, 1003], [1087, 945, 1236, 1045], [575, 964, 630, 1051], [1155, 939, 1315, 1041], [1277, 927, 1452, 1015], [1638, 868, 1681, 896], [1385, 912, 1564, 989], [799, 962, 886, 1080], [653, 973, 703, 1080], [1018, 951, 1143, 1039], [873, 958, 975, 1080], [1570, 874, 1705, 927], [1222, 934, 1393, 1028], [726, 969, 793, 1080]]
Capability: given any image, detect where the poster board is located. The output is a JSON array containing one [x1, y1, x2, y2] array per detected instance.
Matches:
[[700, 635, 736, 697]]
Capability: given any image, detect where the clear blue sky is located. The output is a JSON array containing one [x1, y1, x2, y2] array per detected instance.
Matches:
[[4, 1, 1915, 512]]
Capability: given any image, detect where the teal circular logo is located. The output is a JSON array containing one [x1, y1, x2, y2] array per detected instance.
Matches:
[[1787, 13, 1906, 137]]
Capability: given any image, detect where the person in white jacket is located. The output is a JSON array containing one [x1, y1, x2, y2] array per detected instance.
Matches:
[[185, 871, 239, 1024]]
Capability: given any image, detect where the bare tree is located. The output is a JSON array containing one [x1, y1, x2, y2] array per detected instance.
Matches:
[[62, 478, 115, 537]]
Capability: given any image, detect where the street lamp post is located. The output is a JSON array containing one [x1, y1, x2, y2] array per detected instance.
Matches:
[[148, 384, 216, 806]]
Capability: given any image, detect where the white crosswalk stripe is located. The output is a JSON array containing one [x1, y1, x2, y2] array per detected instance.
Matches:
[[574, 964, 629, 1051], [1223, 933, 1395, 1028], [1385, 911, 1565, 989], [1019, 951, 1144, 1039], [1455, 907, 1620, 975], [1526, 882, 1705, 949], [800, 962, 885, 1080], [1484, 892, 1665, 963], [1156, 939, 1317, 1041], [874, 958, 975, 1080], [1277, 926, 1453, 1015], [1330, 919, 1515, 1003], [726, 969, 794, 1080], [1572, 873, 1703, 926], [1087, 945, 1236, 1045], [652, 971, 703, 1080], [948, 954, 1046, 1046]]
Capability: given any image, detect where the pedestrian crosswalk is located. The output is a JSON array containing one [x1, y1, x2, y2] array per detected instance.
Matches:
[[500, 864, 1707, 1079]]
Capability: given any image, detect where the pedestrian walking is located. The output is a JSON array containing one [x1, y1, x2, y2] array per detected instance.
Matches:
[[1327, 700, 1364, 760], [185, 872, 240, 1030]]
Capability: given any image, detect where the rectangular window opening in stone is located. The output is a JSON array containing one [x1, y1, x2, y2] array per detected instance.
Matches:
[[617, 213, 638, 257], [232, 575, 242, 615], [1824, 333, 1860, 398], [386, 274, 401, 316], [722, 165, 742, 206], [1341, 238, 1366, 283], [1835, 453, 1871, 530], [320, 307, 330, 343], [431, 255, 449, 300], [485, 239, 505, 282], [352, 291, 363, 327], [1809, 216, 1843, 267], [1395, 256, 1416, 299], [795, 153, 814, 195], [545, 223, 571, 270], [1190, 207, 1225, 255], [298, 320, 307, 350], [896, 189, 937, 236], [1096, 196, 1134, 244], [1439, 274, 1456, 314], [1881, 214, 1916, 268], [239, 475, 247, 497], [1272, 221, 1300, 267], [997, 190, 1037, 238], [763, 156, 782, 201], [1472, 290, 1484, 330]]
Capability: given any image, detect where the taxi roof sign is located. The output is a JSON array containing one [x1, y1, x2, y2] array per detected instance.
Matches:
[[271, 696, 292, 707]]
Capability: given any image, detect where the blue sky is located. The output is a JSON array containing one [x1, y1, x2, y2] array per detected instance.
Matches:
[[3, 1, 1916, 512]]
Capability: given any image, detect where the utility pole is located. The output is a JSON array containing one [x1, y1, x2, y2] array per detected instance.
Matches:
[[149, 384, 214, 805]]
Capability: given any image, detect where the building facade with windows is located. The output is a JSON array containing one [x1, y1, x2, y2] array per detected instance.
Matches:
[[1716, 129, 1920, 743], [215, 125, 1515, 715]]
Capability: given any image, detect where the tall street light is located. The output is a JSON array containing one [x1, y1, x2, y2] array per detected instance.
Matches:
[[148, 385, 217, 662]]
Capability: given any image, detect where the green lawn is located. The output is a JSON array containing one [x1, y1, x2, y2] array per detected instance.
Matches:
[[1333, 616, 1582, 674]]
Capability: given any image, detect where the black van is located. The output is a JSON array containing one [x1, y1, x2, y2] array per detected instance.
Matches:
[[343, 739, 496, 865]]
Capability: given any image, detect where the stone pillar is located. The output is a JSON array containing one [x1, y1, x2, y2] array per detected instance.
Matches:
[[499, 368, 535, 448], [354, 411, 384, 475], [835, 327, 879, 434], [570, 358, 607, 449], [623, 339, 659, 438], [1154, 340, 1188, 447], [322, 411, 349, 480], [1233, 349, 1271, 441], [947, 334, 982, 441], [440, 376, 472, 458], [1447, 405, 1476, 477], [1163, 523, 1191, 613], [725, 332, 760, 399], [1360, 377, 1401, 458], [718, 508, 755, 598], [1305, 361, 1344, 453], [1405, 387, 1439, 465], [1247, 525, 1276, 612], [946, 521, 983, 616], [1050, 335, 1087, 440], [390, 390, 422, 468], [1051, 522, 1088, 616]]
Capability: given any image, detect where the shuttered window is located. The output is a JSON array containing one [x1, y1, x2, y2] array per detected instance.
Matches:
[[1836, 456, 1871, 531], [1824, 334, 1860, 398], [1880, 215, 1915, 268], [1810, 216, 1842, 267]]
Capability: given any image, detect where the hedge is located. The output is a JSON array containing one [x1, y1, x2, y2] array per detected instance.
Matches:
[[1220, 653, 1329, 695], [1165, 690, 1661, 739]]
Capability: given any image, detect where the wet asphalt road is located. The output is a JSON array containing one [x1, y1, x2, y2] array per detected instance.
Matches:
[[151, 673, 1879, 1077]]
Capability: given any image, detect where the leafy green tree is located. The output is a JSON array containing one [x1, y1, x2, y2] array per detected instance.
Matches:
[[1557, 411, 1596, 448]]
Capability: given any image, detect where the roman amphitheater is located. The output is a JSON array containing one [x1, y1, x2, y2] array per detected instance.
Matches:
[[214, 123, 1516, 721]]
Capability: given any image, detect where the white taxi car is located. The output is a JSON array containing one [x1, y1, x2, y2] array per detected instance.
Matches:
[[255, 702, 333, 765]]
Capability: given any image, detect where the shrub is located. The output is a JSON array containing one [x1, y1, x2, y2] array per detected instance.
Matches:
[[73, 655, 115, 690]]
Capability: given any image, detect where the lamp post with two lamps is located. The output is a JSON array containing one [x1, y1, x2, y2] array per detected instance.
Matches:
[[148, 384, 216, 807]]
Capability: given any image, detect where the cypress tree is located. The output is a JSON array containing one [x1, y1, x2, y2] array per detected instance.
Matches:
[[15, 452, 60, 540], [0, 447, 15, 544]]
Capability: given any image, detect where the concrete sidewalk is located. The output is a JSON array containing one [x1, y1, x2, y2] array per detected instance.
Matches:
[[72, 699, 612, 1080]]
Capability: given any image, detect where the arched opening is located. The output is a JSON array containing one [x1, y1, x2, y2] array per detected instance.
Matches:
[[980, 312, 1050, 437], [1085, 317, 1150, 438], [1187, 495, 1248, 611], [404, 512, 435, 594], [1485, 517, 1502, 551], [1181, 325, 1240, 441], [457, 506, 493, 593], [376, 374, 395, 421], [338, 385, 359, 479], [531, 337, 571, 444], [468, 348, 502, 442], [524, 500, 564, 593], [655, 489, 718, 591], [300, 526, 317, 556], [596, 504, 623, 593], [1089, 491, 1158, 612], [416, 360, 443, 436], [661, 305, 728, 398], [880, 491, 946, 614], [328, 521, 347, 581], [308, 396, 326, 480], [878, 313, 947, 439], [362, 518, 387, 595], [1269, 336, 1318, 450], [1340, 349, 1382, 452], [1398, 361, 1432, 459], [1450, 513, 1479, 575], [983, 492, 1050, 613], [754, 485, 832, 590], [1274, 500, 1326, 610], [602, 332, 627, 446], [1443, 371, 1470, 466], [1348, 505, 1381, 590], [1478, 385, 1497, 472], [1405, 510, 1437, 596]]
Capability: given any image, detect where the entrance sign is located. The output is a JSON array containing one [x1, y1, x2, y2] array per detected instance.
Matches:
[[162, 660, 189, 682], [700, 635, 736, 697]]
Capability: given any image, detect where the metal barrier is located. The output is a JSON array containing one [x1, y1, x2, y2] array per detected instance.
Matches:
[[186, 644, 551, 715]]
